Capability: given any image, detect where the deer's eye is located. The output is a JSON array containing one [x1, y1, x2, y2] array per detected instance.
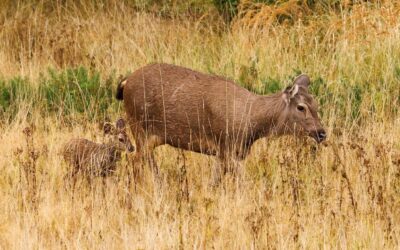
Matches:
[[297, 105, 305, 112], [118, 136, 125, 142]]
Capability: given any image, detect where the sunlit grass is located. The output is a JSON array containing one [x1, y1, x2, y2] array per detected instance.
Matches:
[[0, 0, 400, 248]]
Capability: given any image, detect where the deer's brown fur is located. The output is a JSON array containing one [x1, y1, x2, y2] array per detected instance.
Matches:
[[116, 63, 325, 165]]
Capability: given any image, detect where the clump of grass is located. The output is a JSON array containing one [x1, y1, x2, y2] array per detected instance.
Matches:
[[0, 76, 33, 122], [0, 67, 117, 123], [39, 67, 115, 120]]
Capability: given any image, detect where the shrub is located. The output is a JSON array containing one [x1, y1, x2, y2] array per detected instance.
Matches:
[[0, 67, 118, 123], [39, 67, 115, 120], [213, 0, 240, 22], [0, 76, 33, 119]]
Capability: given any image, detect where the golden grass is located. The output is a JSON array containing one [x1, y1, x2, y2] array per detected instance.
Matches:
[[1, 1, 400, 248]]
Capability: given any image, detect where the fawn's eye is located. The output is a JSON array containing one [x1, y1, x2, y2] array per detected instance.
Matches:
[[118, 137, 124, 142], [297, 105, 305, 112]]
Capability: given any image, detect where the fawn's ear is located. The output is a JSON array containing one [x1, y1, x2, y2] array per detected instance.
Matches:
[[103, 122, 115, 134], [115, 118, 126, 131]]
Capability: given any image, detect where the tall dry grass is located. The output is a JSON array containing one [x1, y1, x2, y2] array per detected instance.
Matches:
[[1, 0, 400, 249]]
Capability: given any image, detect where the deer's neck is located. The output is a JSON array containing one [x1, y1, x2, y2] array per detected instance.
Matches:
[[251, 92, 286, 140]]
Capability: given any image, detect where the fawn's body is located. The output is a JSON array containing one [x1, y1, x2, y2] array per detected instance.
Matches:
[[62, 119, 134, 178]]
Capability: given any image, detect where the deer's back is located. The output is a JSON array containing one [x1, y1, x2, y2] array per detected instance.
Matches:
[[123, 63, 258, 150]]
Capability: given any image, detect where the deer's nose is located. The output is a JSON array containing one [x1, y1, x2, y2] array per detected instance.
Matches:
[[127, 144, 135, 152], [317, 130, 327, 141]]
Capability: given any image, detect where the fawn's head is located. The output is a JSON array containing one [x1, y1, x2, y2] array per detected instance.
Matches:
[[104, 118, 135, 152]]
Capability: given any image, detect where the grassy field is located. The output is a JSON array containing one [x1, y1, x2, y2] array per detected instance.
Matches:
[[1, 0, 400, 248]]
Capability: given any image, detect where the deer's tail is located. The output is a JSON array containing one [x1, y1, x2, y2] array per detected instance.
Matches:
[[116, 77, 128, 101]]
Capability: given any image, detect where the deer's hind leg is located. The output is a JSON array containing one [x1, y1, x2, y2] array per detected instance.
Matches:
[[211, 145, 244, 187], [209, 147, 228, 187], [129, 122, 163, 178], [142, 134, 163, 177], [127, 120, 144, 171], [147, 136, 165, 189]]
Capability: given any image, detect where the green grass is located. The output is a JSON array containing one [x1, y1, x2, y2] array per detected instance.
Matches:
[[0, 63, 397, 125], [1, 1, 400, 248], [0, 76, 33, 121], [0, 67, 118, 122]]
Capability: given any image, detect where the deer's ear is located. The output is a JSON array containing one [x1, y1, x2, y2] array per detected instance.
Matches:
[[115, 118, 126, 131], [293, 74, 310, 88], [103, 122, 115, 134], [283, 84, 299, 103]]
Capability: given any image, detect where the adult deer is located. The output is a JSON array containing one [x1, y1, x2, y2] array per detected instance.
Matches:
[[116, 63, 326, 173]]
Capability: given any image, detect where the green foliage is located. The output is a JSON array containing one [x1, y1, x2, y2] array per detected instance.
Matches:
[[0, 65, 396, 125], [238, 61, 258, 91], [213, 0, 280, 22], [309, 76, 325, 97], [259, 77, 281, 94], [237, 60, 285, 95], [39, 67, 115, 120], [213, 0, 239, 22], [349, 84, 363, 120], [0, 76, 32, 118], [327, 78, 369, 124], [395, 66, 400, 80], [309, 76, 331, 117], [306, 76, 371, 122], [0, 67, 117, 123]]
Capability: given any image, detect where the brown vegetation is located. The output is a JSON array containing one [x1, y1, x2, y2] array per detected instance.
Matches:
[[0, 0, 400, 248]]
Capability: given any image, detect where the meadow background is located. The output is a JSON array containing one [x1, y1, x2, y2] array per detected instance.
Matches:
[[1, 0, 400, 248]]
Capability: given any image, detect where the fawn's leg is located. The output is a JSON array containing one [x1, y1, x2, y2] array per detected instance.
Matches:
[[70, 164, 79, 193]]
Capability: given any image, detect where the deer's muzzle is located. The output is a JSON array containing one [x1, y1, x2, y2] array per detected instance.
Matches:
[[311, 129, 327, 143]]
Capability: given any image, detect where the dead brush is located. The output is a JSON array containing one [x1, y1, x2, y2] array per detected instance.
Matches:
[[349, 137, 376, 207], [235, 0, 306, 29], [347, 134, 395, 228], [245, 205, 269, 249], [0, 2, 88, 68], [370, 139, 398, 241], [276, 138, 308, 244], [392, 152, 400, 166], [233, 0, 400, 49], [286, 138, 323, 244], [13, 125, 40, 210], [330, 140, 357, 216]]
